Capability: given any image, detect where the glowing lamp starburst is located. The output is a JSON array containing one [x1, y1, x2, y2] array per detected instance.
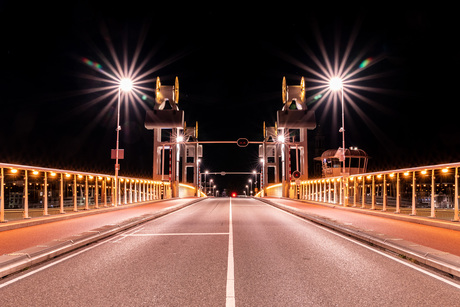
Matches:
[[329, 77, 343, 91], [120, 78, 133, 92]]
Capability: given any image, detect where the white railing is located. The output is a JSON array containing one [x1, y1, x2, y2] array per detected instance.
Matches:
[[0, 162, 171, 222], [298, 162, 460, 221]]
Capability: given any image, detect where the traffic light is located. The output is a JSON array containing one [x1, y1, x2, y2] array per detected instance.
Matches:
[[292, 170, 301, 179], [236, 138, 249, 147]]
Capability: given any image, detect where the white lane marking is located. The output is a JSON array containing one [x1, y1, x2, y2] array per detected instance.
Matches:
[[226, 198, 235, 307], [123, 233, 229, 236], [112, 226, 145, 243], [269, 204, 460, 290]]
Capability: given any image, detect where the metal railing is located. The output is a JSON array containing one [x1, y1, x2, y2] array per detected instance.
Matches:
[[298, 162, 460, 221], [0, 163, 171, 222]]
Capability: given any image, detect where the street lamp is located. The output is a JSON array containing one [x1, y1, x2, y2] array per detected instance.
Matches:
[[248, 179, 252, 196], [204, 170, 209, 195], [329, 76, 346, 205], [114, 78, 133, 206]]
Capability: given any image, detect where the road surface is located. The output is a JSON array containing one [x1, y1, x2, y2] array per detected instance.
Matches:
[[1, 198, 460, 306]]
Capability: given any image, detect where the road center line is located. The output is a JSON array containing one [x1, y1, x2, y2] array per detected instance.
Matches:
[[226, 198, 235, 307]]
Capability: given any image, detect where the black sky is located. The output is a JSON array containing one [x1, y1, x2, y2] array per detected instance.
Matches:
[[1, 2, 459, 193]]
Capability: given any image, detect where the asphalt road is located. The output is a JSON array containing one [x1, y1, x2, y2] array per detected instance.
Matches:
[[1, 198, 460, 306], [269, 198, 460, 257]]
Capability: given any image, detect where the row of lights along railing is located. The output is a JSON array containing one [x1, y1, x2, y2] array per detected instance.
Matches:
[[299, 162, 460, 221], [0, 163, 170, 222]]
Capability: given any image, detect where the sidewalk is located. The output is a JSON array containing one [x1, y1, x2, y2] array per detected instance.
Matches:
[[0, 198, 204, 278], [260, 197, 460, 280]]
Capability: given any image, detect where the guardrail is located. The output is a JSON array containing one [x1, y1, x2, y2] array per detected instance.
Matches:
[[0, 163, 171, 222], [298, 162, 460, 221]]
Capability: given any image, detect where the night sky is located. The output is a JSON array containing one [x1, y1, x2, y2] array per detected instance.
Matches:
[[1, 3, 459, 193]]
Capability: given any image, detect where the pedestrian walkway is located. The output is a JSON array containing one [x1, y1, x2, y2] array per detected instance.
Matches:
[[0, 198, 199, 255]]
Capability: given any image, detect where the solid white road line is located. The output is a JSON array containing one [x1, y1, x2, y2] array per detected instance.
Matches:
[[226, 198, 235, 307]]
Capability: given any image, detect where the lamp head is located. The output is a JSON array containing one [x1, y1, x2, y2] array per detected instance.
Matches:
[[329, 77, 343, 91], [120, 78, 133, 92]]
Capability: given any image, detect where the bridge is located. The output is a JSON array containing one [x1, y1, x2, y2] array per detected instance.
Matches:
[[2, 77, 460, 305]]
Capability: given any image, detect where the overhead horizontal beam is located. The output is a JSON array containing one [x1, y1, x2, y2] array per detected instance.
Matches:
[[200, 172, 261, 175]]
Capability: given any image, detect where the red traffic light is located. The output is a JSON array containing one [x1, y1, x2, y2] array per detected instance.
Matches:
[[231, 192, 237, 197], [292, 170, 301, 179], [236, 138, 249, 147]]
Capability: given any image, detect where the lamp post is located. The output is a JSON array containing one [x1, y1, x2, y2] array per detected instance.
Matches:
[[114, 78, 133, 206], [204, 170, 209, 195], [329, 77, 346, 205]]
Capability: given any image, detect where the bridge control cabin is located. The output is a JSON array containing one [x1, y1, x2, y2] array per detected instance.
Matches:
[[315, 147, 368, 178]]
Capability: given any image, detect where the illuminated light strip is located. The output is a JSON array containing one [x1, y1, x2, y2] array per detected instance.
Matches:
[[266, 183, 282, 190], [226, 198, 235, 307], [179, 183, 206, 197]]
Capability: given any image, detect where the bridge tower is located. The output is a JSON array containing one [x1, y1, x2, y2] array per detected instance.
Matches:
[[145, 77, 186, 198], [180, 122, 202, 189], [276, 77, 316, 197]]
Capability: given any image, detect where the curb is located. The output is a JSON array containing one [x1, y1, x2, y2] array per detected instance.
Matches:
[[0, 198, 206, 279], [258, 198, 460, 279]]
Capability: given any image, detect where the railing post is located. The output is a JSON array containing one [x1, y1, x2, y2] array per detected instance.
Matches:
[[339, 178, 343, 205], [129, 180, 133, 203], [334, 179, 337, 204], [454, 167, 459, 222], [143, 181, 146, 202], [344, 177, 349, 207], [411, 171, 416, 216], [103, 178, 107, 207], [116, 178, 121, 205], [371, 175, 375, 210], [318, 180, 323, 201], [95, 177, 99, 209], [24, 170, 29, 219], [361, 177, 366, 208], [382, 174, 387, 211], [60, 173, 64, 214], [353, 178, 357, 206], [0, 168, 5, 222], [124, 180, 127, 204], [395, 173, 401, 214], [139, 181, 142, 201], [43, 171, 49, 216], [85, 175, 89, 210], [430, 169, 436, 218], [323, 180, 326, 202], [73, 175, 77, 212]]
